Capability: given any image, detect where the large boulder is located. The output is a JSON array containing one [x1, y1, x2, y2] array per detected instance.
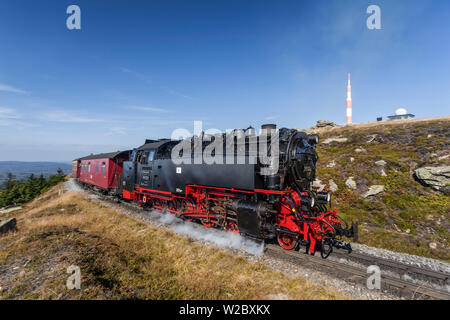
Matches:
[[363, 185, 385, 198], [414, 166, 450, 192], [310, 120, 338, 130], [322, 137, 348, 144], [316, 120, 336, 128], [0, 218, 17, 234]]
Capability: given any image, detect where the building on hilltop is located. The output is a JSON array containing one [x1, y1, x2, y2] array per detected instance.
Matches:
[[388, 108, 415, 121]]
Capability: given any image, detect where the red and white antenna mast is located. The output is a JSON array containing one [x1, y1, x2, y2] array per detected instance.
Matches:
[[346, 73, 352, 125]]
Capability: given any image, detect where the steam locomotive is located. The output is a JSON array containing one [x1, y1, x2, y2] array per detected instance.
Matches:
[[73, 124, 357, 258]]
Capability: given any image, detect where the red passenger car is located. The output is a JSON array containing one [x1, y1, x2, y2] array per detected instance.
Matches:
[[75, 151, 130, 193]]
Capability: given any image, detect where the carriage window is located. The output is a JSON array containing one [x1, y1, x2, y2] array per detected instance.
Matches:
[[101, 162, 106, 175], [88, 162, 91, 173], [96, 162, 99, 172]]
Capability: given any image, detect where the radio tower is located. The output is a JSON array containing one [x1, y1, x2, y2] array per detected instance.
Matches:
[[346, 73, 352, 125]]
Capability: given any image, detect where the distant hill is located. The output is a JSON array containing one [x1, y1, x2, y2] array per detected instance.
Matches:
[[0, 161, 72, 187]]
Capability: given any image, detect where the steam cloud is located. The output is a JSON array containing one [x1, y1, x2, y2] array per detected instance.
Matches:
[[146, 210, 265, 255]]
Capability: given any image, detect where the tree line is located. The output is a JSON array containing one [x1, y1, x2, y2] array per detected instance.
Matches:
[[0, 169, 66, 208]]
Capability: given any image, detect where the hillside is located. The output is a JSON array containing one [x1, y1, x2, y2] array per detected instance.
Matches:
[[0, 182, 343, 300], [309, 117, 450, 261], [0, 162, 72, 188]]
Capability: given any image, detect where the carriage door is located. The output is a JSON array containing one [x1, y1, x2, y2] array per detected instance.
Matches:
[[137, 149, 155, 189]]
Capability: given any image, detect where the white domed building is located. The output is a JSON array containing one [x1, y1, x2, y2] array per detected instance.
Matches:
[[388, 108, 415, 121]]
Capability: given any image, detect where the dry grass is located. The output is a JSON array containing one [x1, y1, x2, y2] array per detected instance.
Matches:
[[0, 184, 345, 300]]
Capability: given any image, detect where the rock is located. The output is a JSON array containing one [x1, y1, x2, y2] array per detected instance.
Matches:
[[414, 166, 450, 191], [345, 177, 356, 189], [380, 169, 387, 177], [429, 242, 437, 250], [313, 120, 337, 128], [322, 137, 348, 144], [405, 229, 410, 234], [350, 157, 355, 162], [355, 148, 366, 153], [363, 185, 385, 198], [329, 180, 338, 192], [0, 206, 22, 215], [365, 134, 377, 143], [312, 179, 325, 192], [438, 154, 450, 161], [0, 218, 17, 234], [375, 160, 387, 167], [326, 161, 336, 168]]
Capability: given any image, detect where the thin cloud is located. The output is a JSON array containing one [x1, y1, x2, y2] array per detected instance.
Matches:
[[106, 126, 127, 135], [121, 67, 192, 99], [0, 83, 29, 95], [39, 111, 103, 123], [0, 108, 38, 129], [127, 105, 170, 113], [0, 107, 20, 119]]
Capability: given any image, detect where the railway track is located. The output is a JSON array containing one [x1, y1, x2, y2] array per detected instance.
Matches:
[[265, 245, 450, 300], [79, 183, 450, 300], [331, 247, 449, 290]]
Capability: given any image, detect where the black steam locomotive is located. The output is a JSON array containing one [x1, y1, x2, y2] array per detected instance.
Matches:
[[74, 124, 357, 258]]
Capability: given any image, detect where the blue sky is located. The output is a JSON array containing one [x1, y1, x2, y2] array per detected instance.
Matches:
[[0, 0, 449, 161]]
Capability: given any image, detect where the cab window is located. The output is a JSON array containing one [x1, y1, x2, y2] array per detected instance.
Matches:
[[101, 162, 106, 175], [148, 150, 155, 161]]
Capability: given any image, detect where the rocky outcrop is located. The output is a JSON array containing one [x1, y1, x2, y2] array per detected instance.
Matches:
[[329, 180, 338, 192], [322, 137, 348, 144], [345, 177, 356, 189], [414, 166, 450, 192], [0, 218, 16, 234], [326, 161, 336, 168], [363, 185, 385, 198], [375, 160, 387, 167], [311, 120, 337, 130]]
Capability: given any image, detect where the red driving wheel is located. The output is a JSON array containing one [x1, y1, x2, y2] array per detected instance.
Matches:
[[226, 221, 239, 234], [277, 233, 297, 250]]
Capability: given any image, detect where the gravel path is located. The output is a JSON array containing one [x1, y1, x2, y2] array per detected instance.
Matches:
[[351, 243, 450, 274]]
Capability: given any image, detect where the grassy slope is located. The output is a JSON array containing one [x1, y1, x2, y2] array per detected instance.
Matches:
[[0, 184, 343, 300], [311, 117, 450, 261]]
